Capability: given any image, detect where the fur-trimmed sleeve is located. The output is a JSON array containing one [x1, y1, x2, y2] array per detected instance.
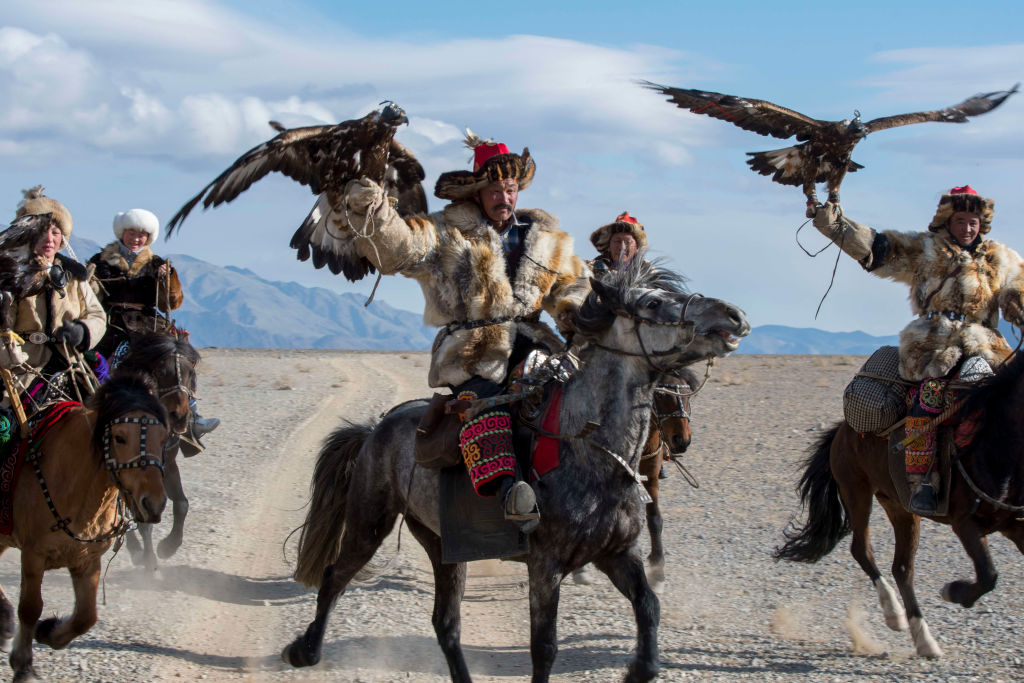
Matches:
[[995, 243, 1024, 326], [342, 179, 439, 275], [862, 229, 925, 285]]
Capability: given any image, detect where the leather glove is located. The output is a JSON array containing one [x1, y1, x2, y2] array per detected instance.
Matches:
[[1004, 297, 1024, 328], [54, 320, 87, 349], [344, 177, 386, 215], [812, 202, 842, 233]]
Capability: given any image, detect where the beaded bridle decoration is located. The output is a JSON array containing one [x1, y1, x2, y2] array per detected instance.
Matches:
[[26, 414, 165, 543]]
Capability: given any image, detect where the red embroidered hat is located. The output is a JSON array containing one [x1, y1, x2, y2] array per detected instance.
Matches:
[[434, 129, 535, 201], [929, 185, 994, 234], [590, 211, 648, 254]]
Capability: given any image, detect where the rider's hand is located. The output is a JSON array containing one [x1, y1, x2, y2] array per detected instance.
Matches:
[[156, 263, 169, 278], [1004, 296, 1024, 328], [345, 177, 385, 215], [53, 320, 87, 349], [812, 202, 841, 232]]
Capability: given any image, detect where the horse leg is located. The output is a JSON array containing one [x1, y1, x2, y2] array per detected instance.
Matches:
[[404, 517, 471, 682], [10, 553, 43, 682], [842, 490, 908, 632], [0, 547, 13, 650], [137, 522, 158, 572], [941, 517, 998, 609], [34, 556, 100, 650], [282, 505, 398, 668], [644, 456, 665, 590], [879, 501, 941, 658], [157, 450, 188, 559], [527, 555, 563, 683], [593, 549, 660, 682]]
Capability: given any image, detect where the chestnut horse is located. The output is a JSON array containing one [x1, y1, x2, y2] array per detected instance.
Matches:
[[775, 350, 1024, 658], [0, 373, 169, 682]]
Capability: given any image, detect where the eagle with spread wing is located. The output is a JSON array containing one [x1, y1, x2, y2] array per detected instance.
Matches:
[[0, 212, 57, 331], [167, 102, 428, 281], [640, 81, 1019, 215]]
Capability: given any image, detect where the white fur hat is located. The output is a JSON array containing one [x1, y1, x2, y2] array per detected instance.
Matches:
[[113, 208, 159, 245]]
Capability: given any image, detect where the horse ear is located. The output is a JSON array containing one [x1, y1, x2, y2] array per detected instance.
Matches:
[[589, 277, 616, 306]]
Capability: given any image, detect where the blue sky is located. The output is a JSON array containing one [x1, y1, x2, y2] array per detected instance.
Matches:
[[2, 1, 1022, 337]]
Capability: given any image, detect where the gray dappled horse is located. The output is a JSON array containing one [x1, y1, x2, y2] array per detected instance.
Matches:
[[284, 264, 750, 682]]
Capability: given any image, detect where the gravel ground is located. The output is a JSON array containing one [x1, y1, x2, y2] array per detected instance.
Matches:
[[2, 350, 1023, 682]]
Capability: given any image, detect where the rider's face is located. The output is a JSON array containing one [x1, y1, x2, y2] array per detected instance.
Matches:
[[477, 179, 518, 227], [948, 211, 981, 247]]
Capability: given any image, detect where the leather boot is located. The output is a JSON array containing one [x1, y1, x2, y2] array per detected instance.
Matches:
[[500, 478, 540, 534], [908, 473, 937, 515], [189, 399, 220, 437]]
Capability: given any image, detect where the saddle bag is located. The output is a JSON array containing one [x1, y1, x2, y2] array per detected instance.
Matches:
[[414, 393, 464, 470], [843, 345, 910, 434]]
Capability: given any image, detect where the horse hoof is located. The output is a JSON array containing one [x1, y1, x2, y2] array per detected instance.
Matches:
[[34, 617, 61, 647], [625, 658, 659, 682], [13, 667, 41, 683], [940, 581, 975, 607], [282, 639, 320, 668], [572, 568, 595, 586], [645, 564, 665, 590], [157, 537, 182, 559]]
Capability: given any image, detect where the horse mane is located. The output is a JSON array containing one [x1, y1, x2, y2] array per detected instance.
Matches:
[[86, 371, 168, 448], [116, 331, 201, 373], [574, 257, 688, 338]]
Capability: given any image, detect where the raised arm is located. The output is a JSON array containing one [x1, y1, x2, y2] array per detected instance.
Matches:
[[812, 202, 923, 285]]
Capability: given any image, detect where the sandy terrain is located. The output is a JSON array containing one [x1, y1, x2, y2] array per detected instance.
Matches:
[[2, 350, 1023, 682]]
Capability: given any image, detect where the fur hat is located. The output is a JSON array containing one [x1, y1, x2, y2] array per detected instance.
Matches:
[[434, 129, 536, 201], [113, 208, 160, 245], [590, 211, 648, 254], [929, 185, 994, 235], [15, 185, 73, 237]]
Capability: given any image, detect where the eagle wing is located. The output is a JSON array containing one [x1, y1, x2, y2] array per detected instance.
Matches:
[[639, 81, 823, 140], [864, 83, 1019, 134]]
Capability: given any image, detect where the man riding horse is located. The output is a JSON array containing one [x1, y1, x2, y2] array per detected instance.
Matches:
[[589, 210, 648, 276], [813, 186, 1024, 513], [340, 131, 590, 531]]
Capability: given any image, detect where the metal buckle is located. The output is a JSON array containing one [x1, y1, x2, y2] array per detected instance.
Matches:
[[27, 332, 49, 345]]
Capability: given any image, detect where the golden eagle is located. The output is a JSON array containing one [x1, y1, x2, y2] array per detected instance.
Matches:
[[167, 102, 428, 281], [640, 81, 1019, 214], [0, 212, 58, 331]]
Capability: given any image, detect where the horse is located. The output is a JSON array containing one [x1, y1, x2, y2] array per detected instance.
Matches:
[[775, 350, 1024, 658], [115, 331, 200, 570], [0, 372, 169, 682], [573, 366, 698, 588], [282, 263, 750, 682]]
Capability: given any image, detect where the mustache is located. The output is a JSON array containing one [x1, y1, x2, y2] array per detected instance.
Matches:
[[492, 203, 513, 212]]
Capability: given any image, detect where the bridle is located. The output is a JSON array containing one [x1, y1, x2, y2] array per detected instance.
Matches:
[[27, 413, 166, 543], [592, 292, 705, 374], [157, 351, 196, 403]]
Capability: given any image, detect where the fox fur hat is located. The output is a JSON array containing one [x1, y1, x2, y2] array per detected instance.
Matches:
[[590, 211, 648, 255], [113, 208, 160, 245], [15, 185, 73, 237], [929, 185, 994, 235], [434, 129, 536, 201]]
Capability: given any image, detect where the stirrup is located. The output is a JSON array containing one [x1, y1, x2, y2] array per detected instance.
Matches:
[[909, 482, 937, 515]]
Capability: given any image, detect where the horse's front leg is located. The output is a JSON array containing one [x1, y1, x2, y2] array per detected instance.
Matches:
[[879, 500, 941, 658], [0, 547, 14, 650], [136, 523, 158, 571], [158, 450, 188, 559], [943, 516, 998, 609], [35, 555, 101, 650], [639, 457, 665, 589], [10, 552, 44, 682], [527, 555, 563, 683], [594, 548, 660, 682]]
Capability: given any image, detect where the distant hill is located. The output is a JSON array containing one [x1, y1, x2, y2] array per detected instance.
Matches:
[[67, 238, 1023, 353]]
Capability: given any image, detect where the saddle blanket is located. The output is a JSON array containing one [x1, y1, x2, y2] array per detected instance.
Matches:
[[0, 401, 80, 535]]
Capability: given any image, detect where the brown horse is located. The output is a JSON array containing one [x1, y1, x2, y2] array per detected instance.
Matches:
[[775, 351, 1024, 658], [0, 373, 169, 682], [574, 365, 698, 588], [116, 331, 200, 570]]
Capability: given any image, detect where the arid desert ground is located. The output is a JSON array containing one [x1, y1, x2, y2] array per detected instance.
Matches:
[[2, 350, 1023, 682]]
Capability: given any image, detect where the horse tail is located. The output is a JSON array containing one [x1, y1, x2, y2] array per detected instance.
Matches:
[[292, 421, 374, 588], [773, 422, 851, 563]]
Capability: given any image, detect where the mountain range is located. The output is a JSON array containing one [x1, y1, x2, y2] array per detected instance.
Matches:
[[70, 236, 1013, 354]]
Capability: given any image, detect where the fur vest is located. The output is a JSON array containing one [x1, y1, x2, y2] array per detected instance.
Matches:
[[89, 242, 183, 313], [346, 193, 590, 387], [12, 251, 107, 373], [861, 227, 1024, 380]]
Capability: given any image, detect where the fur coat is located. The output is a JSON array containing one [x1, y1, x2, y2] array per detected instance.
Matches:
[[89, 242, 183, 313], [343, 184, 591, 387], [11, 251, 107, 374], [831, 218, 1024, 380]]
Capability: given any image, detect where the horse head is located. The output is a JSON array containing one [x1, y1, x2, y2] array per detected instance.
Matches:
[[118, 331, 200, 435], [576, 260, 750, 373], [89, 371, 169, 523], [654, 367, 697, 454]]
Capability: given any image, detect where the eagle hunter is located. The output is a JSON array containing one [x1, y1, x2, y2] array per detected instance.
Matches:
[[167, 102, 427, 282], [640, 81, 1019, 216]]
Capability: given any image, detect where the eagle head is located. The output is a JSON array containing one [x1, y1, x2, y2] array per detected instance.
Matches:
[[845, 110, 867, 137], [379, 101, 409, 127]]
